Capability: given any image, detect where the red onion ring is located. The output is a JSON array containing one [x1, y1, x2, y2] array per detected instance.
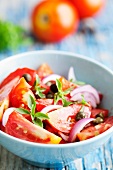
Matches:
[[70, 92, 97, 108], [58, 131, 69, 141], [42, 74, 61, 84], [68, 66, 76, 81], [40, 105, 63, 114], [70, 85, 100, 104], [2, 107, 15, 127], [68, 118, 95, 142]]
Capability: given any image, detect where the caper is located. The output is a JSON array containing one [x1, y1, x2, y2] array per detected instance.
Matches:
[[96, 112, 104, 119], [22, 73, 32, 82], [46, 92, 54, 99], [93, 117, 104, 125], [76, 111, 86, 121], [50, 84, 58, 93]]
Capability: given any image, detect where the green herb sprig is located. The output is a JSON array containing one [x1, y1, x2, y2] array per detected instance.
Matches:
[[33, 75, 46, 98], [69, 78, 86, 86], [54, 79, 73, 107], [81, 94, 90, 106], [16, 95, 49, 127], [0, 20, 33, 52]]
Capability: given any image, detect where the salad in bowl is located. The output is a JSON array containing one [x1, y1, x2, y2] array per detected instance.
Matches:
[[0, 50, 113, 168], [0, 62, 112, 144]]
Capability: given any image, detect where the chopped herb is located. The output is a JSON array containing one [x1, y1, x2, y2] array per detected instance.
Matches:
[[16, 95, 49, 127], [33, 75, 46, 98], [54, 79, 73, 107], [70, 78, 85, 86], [81, 94, 90, 106]]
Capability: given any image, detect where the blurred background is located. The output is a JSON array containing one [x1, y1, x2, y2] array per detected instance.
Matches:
[[0, 0, 113, 69]]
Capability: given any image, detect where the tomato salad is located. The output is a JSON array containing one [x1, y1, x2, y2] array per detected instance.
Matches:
[[0, 63, 113, 144]]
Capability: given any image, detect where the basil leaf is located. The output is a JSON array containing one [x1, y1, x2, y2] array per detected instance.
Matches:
[[34, 112, 49, 120], [63, 87, 73, 95], [34, 74, 40, 87], [16, 108, 30, 114], [56, 79, 62, 91], [81, 94, 89, 106], [54, 93, 61, 105], [33, 118, 43, 127], [74, 81, 85, 85], [31, 104, 36, 116], [28, 95, 35, 109], [62, 97, 73, 107]]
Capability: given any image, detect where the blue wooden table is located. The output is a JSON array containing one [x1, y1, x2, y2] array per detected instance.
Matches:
[[0, 0, 113, 169]]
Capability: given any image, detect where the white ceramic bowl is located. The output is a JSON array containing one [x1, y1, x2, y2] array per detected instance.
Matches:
[[0, 50, 113, 168]]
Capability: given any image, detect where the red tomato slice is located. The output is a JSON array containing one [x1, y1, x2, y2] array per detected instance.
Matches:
[[0, 122, 5, 131], [77, 116, 113, 141], [0, 77, 19, 102], [39, 82, 50, 94], [91, 108, 109, 118], [0, 77, 19, 121], [5, 111, 61, 144], [59, 77, 76, 91], [0, 67, 36, 88], [10, 77, 35, 108], [47, 104, 91, 133], [36, 99, 54, 112], [36, 63, 53, 79]]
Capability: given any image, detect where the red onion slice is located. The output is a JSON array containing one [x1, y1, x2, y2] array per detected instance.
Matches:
[[70, 85, 100, 104], [58, 131, 69, 142], [68, 118, 95, 142], [42, 74, 61, 84], [2, 107, 15, 127], [70, 92, 97, 108], [68, 67, 76, 81], [40, 105, 63, 114]]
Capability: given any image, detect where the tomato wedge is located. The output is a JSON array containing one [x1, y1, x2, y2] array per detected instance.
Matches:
[[0, 77, 19, 121], [77, 116, 113, 141], [59, 77, 76, 91], [5, 111, 62, 144], [0, 77, 19, 102], [91, 108, 109, 118], [36, 99, 54, 112], [36, 63, 53, 79], [10, 77, 35, 108], [47, 104, 91, 133], [0, 67, 36, 88]]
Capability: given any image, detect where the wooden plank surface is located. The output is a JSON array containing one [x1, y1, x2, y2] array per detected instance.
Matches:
[[0, 0, 113, 169]]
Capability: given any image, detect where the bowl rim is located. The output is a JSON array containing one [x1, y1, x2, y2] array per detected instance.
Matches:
[[0, 50, 113, 148]]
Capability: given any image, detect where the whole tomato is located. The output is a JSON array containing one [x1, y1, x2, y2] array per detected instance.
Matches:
[[71, 0, 105, 19], [31, 0, 79, 43]]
